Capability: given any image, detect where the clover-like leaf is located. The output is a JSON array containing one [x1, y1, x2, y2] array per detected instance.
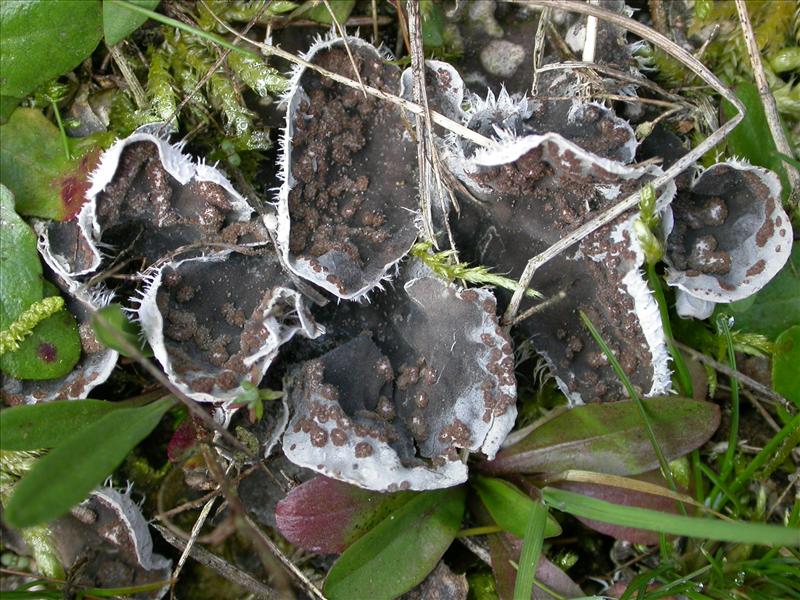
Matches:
[[0, 185, 84, 387], [276, 36, 419, 299]]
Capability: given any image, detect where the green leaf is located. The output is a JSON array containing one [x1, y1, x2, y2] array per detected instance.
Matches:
[[0, 184, 42, 326], [294, 0, 355, 24], [723, 242, 800, 340], [0, 94, 22, 124], [473, 476, 561, 539], [542, 487, 800, 547], [91, 303, 153, 357], [513, 499, 547, 600], [0, 307, 81, 380], [420, 0, 445, 48], [772, 325, 800, 409], [0, 0, 103, 100], [0, 108, 101, 220], [323, 487, 466, 600], [4, 396, 175, 527], [103, 0, 160, 46], [0, 400, 127, 450], [482, 397, 720, 477], [276, 476, 415, 554], [0, 185, 81, 379], [722, 82, 790, 203]]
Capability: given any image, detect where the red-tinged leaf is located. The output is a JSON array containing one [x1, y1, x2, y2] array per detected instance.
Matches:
[[166, 419, 197, 463], [487, 533, 584, 600], [552, 471, 684, 545], [472, 497, 582, 600], [481, 397, 720, 477], [323, 487, 466, 600], [275, 476, 414, 554], [0, 108, 100, 220]]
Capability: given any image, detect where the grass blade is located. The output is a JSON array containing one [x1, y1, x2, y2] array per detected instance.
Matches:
[[579, 311, 686, 514], [473, 476, 561, 539], [711, 315, 739, 509], [542, 487, 800, 547], [513, 499, 548, 600], [4, 396, 175, 527]]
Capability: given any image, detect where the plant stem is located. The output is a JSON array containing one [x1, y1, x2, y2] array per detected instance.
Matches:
[[646, 262, 693, 397], [458, 525, 503, 537], [710, 316, 739, 510], [579, 311, 687, 516], [50, 100, 70, 160]]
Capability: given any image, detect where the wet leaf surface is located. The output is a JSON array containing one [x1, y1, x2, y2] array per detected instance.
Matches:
[[482, 397, 720, 477], [103, 0, 160, 46], [323, 486, 466, 600], [0, 0, 102, 100]]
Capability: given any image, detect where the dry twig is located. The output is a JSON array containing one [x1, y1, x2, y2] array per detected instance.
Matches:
[[734, 0, 800, 211], [155, 524, 279, 600]]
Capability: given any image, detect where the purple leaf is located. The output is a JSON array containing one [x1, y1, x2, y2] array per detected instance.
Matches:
[[487, 533, 584, 600], [275, 476, 413, 554], [553, 471, 685, 545], [481, 397, 720, 476]]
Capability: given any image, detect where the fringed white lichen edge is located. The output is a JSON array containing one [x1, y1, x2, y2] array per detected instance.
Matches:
[[399, 59, 465, 123], [89, 487, 172, 574], [403, 259, 517, 459], [468, 133, 676, 402], [135, 251, 323, 404], [284, 265, 517, 492], [275, 33, 416, 301], [69, 128, 254, 278], [665, 161, 790, 319]]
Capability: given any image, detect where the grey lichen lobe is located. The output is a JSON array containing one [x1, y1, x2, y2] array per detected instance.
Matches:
[[282, 263, 517, 491], [665, 161, 790, 319]]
